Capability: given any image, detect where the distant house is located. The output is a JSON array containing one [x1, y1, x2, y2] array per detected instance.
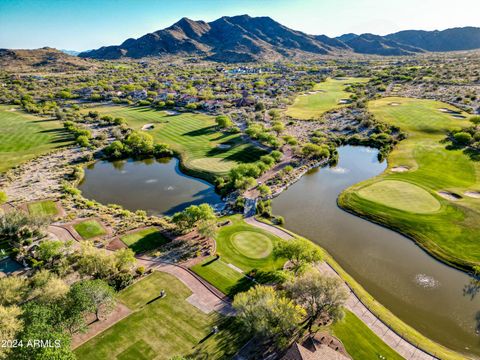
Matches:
[[282, 334, 350, 360]]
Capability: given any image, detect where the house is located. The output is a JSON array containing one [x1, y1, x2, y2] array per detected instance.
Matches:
[[282, 334, 350, 360]]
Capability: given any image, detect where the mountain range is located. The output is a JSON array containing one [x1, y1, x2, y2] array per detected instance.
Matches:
[[73, 15, 479, 61]]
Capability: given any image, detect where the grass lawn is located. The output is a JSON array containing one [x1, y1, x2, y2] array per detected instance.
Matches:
[[0, 105, 72, 173], [285, 77, 369, 120], [120, 227, 169, 253], [75, 271, 247, 360], [84, 106, 266, 179], [73, 219, 106, 239], [27, 200, 59, 217], [191, 257, 249, 296], [191, 215, 285, 296], [330, 310, 403, 360], [339, 97, 480, 270]]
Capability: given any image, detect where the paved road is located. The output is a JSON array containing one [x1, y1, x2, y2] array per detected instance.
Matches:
[[245, 218, 438, 360]]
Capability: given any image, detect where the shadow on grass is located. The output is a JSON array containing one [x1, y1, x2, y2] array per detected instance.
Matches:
[[221, 145, 266, 163], [183, 125, 217, 137], [128, 232, 170, 254], [189, 316, 251, 360], [445, 143, 480, 161]]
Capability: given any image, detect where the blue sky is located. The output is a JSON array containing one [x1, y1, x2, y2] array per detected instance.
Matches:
[[0, 0, 478, 50]]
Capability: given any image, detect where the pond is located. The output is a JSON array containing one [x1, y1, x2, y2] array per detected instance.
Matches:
[[272, 146, 480, 357], [78, 157, 222, 216]]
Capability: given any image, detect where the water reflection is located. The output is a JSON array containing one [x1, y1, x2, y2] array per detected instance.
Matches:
[[78, 157, 222, 216]]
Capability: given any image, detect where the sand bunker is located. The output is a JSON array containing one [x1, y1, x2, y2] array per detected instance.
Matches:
[[452, 115, 466, 119], [217, 144, 231, 150], [165, 110, 178, 115], [389, 102, 401, 106], [391, 166, 409, 172], [141, 124, 154, 130], [437, 191, 462, 201], [464, 191, 480, 198], [338, 99, 351, 104]]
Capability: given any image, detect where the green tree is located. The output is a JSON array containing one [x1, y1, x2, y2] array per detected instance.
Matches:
[[454, 131, 473, 145], [0, 305, 23, 355], [233, 285, 305, 347], [215, 115, 233, 128], [172, 204, 216, 231], [124, 131, 154, 156], [36, 240, 64, 268], [197, 219, 217, 240], [302, 143, 330, 159], [0, 276, 29, 306], [274, 238, 323, 274], [30, 270, 69, 303], [104, 140, 125, 159], [69, 279, 116, 322], [285, 271, 348, 331]]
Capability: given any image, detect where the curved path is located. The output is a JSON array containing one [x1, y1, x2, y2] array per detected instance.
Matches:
[[245, 216, 438, 360], [135, 256, 234, 316]]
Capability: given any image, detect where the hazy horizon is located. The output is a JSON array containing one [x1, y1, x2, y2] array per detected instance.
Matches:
[[1, 0, 479, 51]]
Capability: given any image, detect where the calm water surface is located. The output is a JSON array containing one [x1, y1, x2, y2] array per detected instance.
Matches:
[[79, 157, 222, 216], [273, 146, 480, 357]]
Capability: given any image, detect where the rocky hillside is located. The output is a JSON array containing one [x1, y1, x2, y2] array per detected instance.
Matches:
[[0, 47, 95, 72], [385, 27, 480, 52], [78, 15, 480, 61]]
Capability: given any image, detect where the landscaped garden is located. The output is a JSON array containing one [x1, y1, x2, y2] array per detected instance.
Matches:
[[191, 215, 285, 296], [0, 105, 72, 173], [27, 200, 59, 217], [75, 271, 247, 360], [120, 227, 169, 253], [73, 219, 107, 239], [339, 97, 480, 270], [285, 77, 369, 120], [85, 106, 266, 179]]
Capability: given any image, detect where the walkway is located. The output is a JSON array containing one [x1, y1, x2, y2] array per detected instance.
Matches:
[[244, 216, 294, 240], [136, 257, 234, 317], [245, 218, 438, 360]]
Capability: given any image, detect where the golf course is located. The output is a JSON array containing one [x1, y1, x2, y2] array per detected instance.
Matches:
[[285, 77, 369, 120], [339, 97, 480, 270], [191, 216, 285, 296], [85, 106, 266, 179], [75, 271, 246, 360], [0, 105, 72, 172]]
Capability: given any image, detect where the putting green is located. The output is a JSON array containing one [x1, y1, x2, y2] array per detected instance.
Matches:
[[358, 180, 441, 214], [231, 231, 273, 259]]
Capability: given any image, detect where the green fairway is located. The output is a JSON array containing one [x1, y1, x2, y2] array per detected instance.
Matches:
[[331, 310, 403, 360], [120, 227, 169, 253], [75, 271, 247, 360], [0, 105, 72, 172], [85, 106, 266, 178], [27, 200, 59, 217], [73, 219, 106, 239], [191, 216, 285, 296], [358, 180, 441, 214], [339, 97, 480, 269], [286, 77, 369, 120]]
